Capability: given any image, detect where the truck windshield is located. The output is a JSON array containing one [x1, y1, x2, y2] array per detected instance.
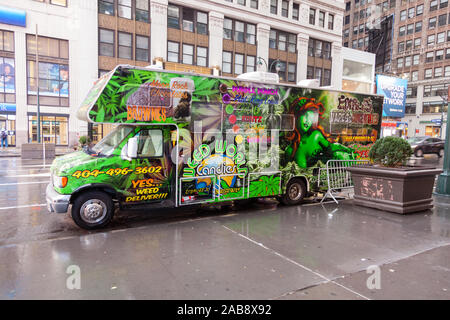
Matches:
[[91, 125, 134, 157]]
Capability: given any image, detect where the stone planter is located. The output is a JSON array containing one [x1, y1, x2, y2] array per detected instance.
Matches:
[[347, 166, 443, 214], [21, 143, 55, 159]]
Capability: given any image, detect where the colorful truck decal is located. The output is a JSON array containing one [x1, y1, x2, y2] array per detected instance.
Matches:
[[56, 65, 382, 208]]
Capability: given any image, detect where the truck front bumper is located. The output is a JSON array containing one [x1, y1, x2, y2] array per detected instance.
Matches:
[[46, 184, 71, 213]]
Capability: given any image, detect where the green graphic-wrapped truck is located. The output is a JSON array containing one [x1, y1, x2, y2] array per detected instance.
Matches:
[[46, 65, 383, 229]]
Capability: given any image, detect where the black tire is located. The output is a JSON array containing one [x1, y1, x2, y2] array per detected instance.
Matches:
[[280, 179, 307, 206], [415, 148, 424, 157], [71, 191, 114, 230], [438, 149, 444, 158]]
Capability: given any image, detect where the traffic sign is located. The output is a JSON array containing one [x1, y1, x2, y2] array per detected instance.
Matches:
[[431, 119, 442, 124]]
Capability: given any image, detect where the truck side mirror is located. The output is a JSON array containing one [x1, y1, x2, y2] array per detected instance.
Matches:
[[127, 137, 138, 159]]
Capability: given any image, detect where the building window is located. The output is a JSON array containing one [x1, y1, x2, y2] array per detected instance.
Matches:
[[99, 29, 114, 57], [397, 57, 404, 68], [224, 19, 232, 40], [235, 53, 244, 75], [413, 54, 420, 65], [246, 55, 255, 72], [270, 0, 278, 14], [99, 0, 114, 15], [168, 5, 208, 35], [416, 4, 423, 16], [0, 56, 15, 102], [415, 21, 422, 33], [404, 56, 411, 67], [445, 66, 450, 77], [182, 44, 194, 65], [406, 39, 412, 50], [399, 26, 405, 36], [282, 1, 289, 17], [436, 49, 444, 61], [167, 5, 180, 29], [288, 63, 296, 82], [309, 8, 316, 25], [197, 12, 208, 35], [235, 21, 245, 42], [400, 10, 406, 21], [426, 51, 434, 63], [250, 0, 258, 9], [270, 29, 296, 52], [439, 14, 447, 26], [308, 38, 331, 59], [345, 15, 350, 25], [328, 14, 334, 30], [414, 38, 421, 48], [27, 61, 69, 106], [182, 7, 195, 32], [425, 68, 433, 79], [246, 24, 256, 45], [407, 87, 417, 98], [306, 66, 329, 86], [237, 0, 246, 6], [135, 35, 149, 62], [435, 67, 443, 77], [197, 46, 207, 67], [407, 23, 413, 35], [408, 7, 415, 18], [28, 115, 68, 145], [118, 0, 132, 19], [430, 0, 438, 11], [346, 2, 351, 11], [427, 34, 435, 45], [429, 17, 436, 29], [319, 11, 325, 27], [293, 3, 299, 20], [224, 19, 255, 45], [405, 103, 416, 114], [136, 0, 150, 23], [440, 0, 448, 8], [118, 32, 132, 59], [411, 71, 418, 81], [50, 0, 67, 6], [222, 51, 232, 73], [437, 32, 445, 44], [398, 42, 404, 52], [446, 48, 450, 59], [167, 41, 179, 63]]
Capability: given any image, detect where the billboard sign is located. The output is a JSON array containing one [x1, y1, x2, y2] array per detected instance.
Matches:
[[376, 75, 408, 118], [0, 6, 26, 27]]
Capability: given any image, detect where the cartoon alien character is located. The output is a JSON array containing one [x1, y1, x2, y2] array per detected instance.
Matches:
[[285, 97, 356, 168]]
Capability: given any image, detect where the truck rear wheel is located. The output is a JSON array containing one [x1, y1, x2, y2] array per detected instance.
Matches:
[[71, 191, 114, 230], [280, 179, 307, 205]]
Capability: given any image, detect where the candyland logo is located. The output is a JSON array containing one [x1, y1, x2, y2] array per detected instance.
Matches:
[[183, 140, 247, 188]]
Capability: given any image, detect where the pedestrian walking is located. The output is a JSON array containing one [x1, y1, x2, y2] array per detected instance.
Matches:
[[1, 128, 8, 149]]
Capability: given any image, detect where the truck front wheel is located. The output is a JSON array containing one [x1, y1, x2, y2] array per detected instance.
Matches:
[[71, 191, 114, 230]]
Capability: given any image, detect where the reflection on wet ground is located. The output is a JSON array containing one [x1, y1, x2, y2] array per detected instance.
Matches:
[[0, 157, 449, 299]]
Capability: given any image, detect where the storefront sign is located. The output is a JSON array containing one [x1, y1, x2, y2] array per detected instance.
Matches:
[[0, 103, 16, 112], [376, 75, 408, 118], [0, 6, 26, 27]]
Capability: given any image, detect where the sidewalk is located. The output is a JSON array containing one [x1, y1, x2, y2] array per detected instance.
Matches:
[[0, 146, 73, 158]]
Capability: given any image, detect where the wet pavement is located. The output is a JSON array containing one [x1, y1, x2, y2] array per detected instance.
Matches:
[[0, 156, 449, 299]]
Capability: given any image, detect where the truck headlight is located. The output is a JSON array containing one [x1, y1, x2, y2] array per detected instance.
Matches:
[[53, 175, 68, 188]]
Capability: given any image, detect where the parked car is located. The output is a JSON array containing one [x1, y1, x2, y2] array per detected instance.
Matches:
[[406, 136, 445, 157]]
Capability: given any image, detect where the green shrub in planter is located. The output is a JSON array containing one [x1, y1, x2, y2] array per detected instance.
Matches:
[[79, 135, 91, 147], [369, 136, 413, 167]]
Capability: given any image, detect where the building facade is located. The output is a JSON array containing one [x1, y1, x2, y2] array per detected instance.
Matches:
[[343, 0, 450, 138], [0, 0, 345, 147], [0, 0, 98, 147]]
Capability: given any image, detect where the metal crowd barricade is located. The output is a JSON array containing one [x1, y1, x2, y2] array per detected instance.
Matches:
[[320, 159, 369, 204]]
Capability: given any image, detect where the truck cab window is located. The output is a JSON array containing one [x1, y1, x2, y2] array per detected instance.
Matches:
[[137, 129, 163, 158]]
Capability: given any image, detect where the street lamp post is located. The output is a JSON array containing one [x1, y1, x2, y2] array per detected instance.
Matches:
[[257, 57, 281, 73], [435, 86, 450, 195], [35, 24, 41, 144]]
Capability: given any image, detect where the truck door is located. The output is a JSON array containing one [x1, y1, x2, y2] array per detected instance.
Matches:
[[123, 127, 174, 206]]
